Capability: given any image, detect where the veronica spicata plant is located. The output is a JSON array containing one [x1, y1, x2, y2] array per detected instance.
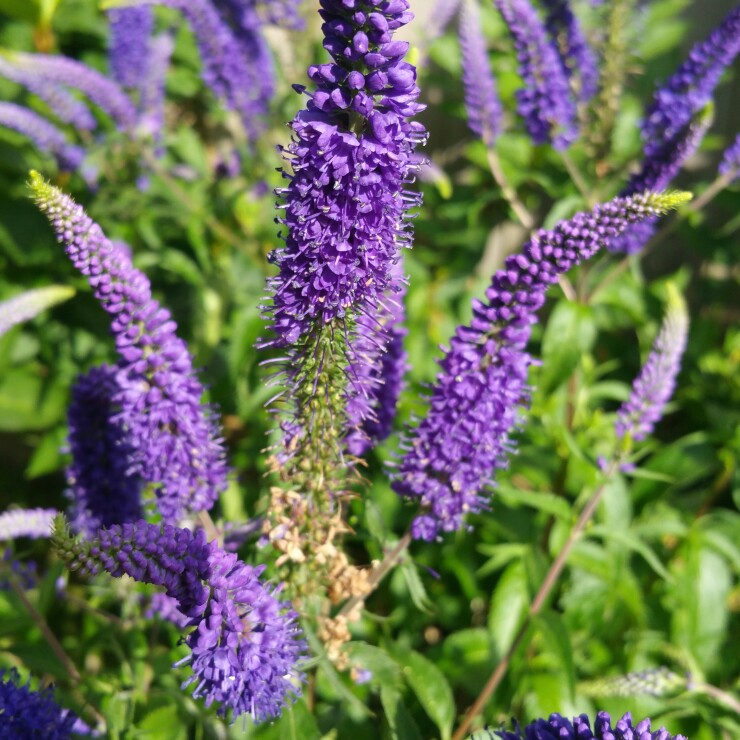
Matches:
[[0, 0, 737, 737]]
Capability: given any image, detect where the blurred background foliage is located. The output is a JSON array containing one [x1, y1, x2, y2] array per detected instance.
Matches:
[[0, 0, 738, 738]]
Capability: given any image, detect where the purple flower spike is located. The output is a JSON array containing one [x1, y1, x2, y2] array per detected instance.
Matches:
[[393, 191, 691, 540], [0, 57, 96, 131], [607, 7, 740, 255], [56, 519, 305, 723], [30, 175, 229, 522], [179, 545, 305, 722], [266, 0, 425, 348], [137, 33, 174, 153], [11, 53, 137, 130], [608, 109, 711, 254], [108, 7, 154, 90], [540, 0, 598, 103], [641, 6, 740, 160], [65, 365, 143, 537], [138, 0, 270, 134], [459, 0, 503, 145], [616, 291, 689, 444], [719, 133, 740, 180], [496, 710, 686, 739], [0, 508, 57, 541], [0, 285, 75, 338], [0, 669, 77, 739], [493, 0, 577, 149], [0, 102, 84, 171]]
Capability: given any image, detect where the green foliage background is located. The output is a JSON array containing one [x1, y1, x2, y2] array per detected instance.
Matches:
[[0, 0, 738, 738]]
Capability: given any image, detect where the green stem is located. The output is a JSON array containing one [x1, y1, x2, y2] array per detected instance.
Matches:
[[451, 459, 620, 740]]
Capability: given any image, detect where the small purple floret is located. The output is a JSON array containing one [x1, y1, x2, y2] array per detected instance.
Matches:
[[0, 668, 77, 739]]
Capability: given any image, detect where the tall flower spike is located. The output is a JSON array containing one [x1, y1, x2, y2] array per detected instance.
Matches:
[[136, 0, 270, 133], [0, 285, 74, 338], [0, 102, 84, 171], [55, 519, 305, 722], [0, 508, 57, 541], [459, 0, 503, 146], [641, 6, 740, 159], [0, 57, 96, 131], [615, 287, 689, 444], [719, 133, 740, 180], [266, 0, 425, 347], [493, 0, 577, 149], [136, 33, 174, 154], [393, 191, 691, 541], [10, 53, 137, 130], [496, 710, 686, 740], [540, 0, 598, 103], [0, 669, 78, 739], [65, 365, 143, 537], [29, 174, 229, 522], [608, 106, 711, 253], [108, 7, 154, 90]]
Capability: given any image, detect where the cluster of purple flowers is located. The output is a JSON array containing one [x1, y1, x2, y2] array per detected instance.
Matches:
[[135, 0, 299, 137], [65, 365, 143, 536], [0, 669, 77, 739], [493, 0, 578, 148], [31, 174, 228, 523], [0, 285, 75, 339], [719, 133, 740, 180], [609, 5, 740, 254], [265, 0, 425, 448], [0, 102, 85, 173], [540, 0, 598, 104], [616, 296, 689, 444], [108, 8, 155, 90], [0, 507, 57, 541], [496, 711, 686, 740], [393, 191, 690, 540], [458, 0, 503, 146], [56, 519, 305, 722]]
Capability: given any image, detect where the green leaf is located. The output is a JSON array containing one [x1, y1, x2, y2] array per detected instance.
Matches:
[[380, 686, 423, 740], [400, 559, 434, 614], [488, 560, 528, 656], [347, 643, 403, 689], [138, 706, 187, 740], [588, 525, 673, 582], [253, 698, 321, 740], [0, 0, 41, 23], [400, 651, 455, 740], [496, 485, 573, 521], [534, 611, 576, 701], [540, 301, 597, 392]]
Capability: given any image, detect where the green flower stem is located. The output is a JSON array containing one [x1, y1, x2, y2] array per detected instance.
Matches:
[[5, 566, 106, 730], [485, 147, 535, 230], [451, 458, 620, 740]]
